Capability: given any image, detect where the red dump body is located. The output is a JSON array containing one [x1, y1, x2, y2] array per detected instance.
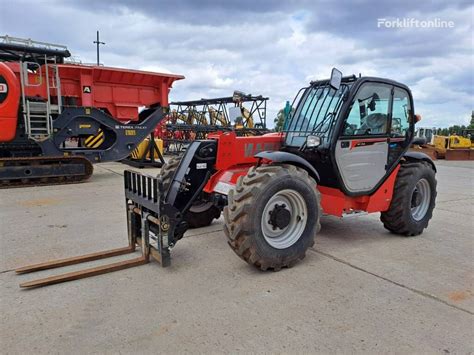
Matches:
[[55, 65, 184, 120], [0, 62, 184, 142]]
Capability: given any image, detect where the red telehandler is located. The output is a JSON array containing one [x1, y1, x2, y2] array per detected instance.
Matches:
[[0, 36, 183, 187], [17, 69, 436, 288]]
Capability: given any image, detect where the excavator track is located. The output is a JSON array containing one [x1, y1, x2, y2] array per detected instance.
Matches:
[[0, 156, 93, 188]]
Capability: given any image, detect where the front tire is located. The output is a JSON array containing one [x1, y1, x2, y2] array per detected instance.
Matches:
[[381, 161, 437, 236], [224, 164, 321, 271]]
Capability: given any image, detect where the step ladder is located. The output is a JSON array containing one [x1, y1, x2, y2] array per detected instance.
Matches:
[[17, 50, 62, 142], [24, 100, 53, 141]]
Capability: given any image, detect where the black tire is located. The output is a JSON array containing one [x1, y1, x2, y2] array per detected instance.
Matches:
[[184, 201, 221, 228], [160, 156, 181, 191], [159, 156, 220, 228], [381, 161, 437, 236], [224, 164, 321, 271]]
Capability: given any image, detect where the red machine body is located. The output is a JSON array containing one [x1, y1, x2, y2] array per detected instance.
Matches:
[[203, 131, 399, 217], [0, 61, 183, 142], [0, 62, 21, 141]]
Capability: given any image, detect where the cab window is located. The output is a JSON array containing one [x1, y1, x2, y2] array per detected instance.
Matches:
[[343, 83, 391, 136], [391, 88, 411, 137]]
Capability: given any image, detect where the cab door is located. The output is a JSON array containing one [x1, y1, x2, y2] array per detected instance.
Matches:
[[387, 87, 413, 169], [334, 82, 392, 194]]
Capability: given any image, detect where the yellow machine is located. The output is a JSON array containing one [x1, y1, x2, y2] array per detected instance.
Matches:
[[234, 107, 254, 129], [131, 137, 164, 160], [432, 134, 473, 160], [433, 135, 471, 154]]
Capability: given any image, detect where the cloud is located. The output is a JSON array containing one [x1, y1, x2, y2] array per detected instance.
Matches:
[[0, 0, 472, 127]]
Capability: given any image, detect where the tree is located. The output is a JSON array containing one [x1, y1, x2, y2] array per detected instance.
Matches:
[[273, 101, 292, 132], [435, 112, 472, 136], [274, 109, 285, 132]]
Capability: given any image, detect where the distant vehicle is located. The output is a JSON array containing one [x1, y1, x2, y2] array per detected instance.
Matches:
[[415, 127, 436, 144]]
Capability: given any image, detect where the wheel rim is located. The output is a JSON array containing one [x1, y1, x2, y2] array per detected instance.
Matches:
[[261, 189, 308, 249], [410, 178, 431, 221]]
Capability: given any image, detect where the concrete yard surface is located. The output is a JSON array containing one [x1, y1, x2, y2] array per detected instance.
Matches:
[[1, 160, 473, 354]]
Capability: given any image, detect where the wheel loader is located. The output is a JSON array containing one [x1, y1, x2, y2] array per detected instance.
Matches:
[[17, 69, 437, 288]]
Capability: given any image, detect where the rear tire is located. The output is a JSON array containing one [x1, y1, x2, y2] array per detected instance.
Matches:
[[224, 164, 321, 271], [381, 161, 437, 236], [160, 156, 220, 228]]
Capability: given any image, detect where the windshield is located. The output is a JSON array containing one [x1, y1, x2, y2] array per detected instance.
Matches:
[[284, 83, 351, 147]]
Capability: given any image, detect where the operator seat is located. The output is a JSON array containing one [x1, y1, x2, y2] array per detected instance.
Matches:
[[361, 113, 387, 134]]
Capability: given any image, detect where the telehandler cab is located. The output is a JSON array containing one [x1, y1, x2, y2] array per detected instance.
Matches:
[[17, 69, 437, 287]]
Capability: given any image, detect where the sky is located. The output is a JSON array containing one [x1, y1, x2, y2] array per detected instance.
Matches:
[[1, 0, 472, 128]]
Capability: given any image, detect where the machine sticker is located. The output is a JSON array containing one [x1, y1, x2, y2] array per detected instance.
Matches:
[[196, 163, 207, 169], [148, 229, 159, 249], [0, 76, 8, 104], [115, 125, 147, 130], [83, 86, 92, 93], [79, 124, 92, 129], [350, 138, 387, 149], [214, 181, 234, 195], [85, 129, 105, 148], [244, 142, 281, 158], [125, 129, 136, 136]]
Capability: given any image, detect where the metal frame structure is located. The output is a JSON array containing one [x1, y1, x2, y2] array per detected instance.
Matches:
[[121, 132, 166, 168], [160, 93, 269, 153]]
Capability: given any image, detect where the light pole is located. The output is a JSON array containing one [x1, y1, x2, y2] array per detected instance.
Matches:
[[93, 31, 105, 66]]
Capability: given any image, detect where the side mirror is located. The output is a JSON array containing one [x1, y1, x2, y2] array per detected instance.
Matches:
[[306, 135, 321, 148], [329, 68, 343, 90]]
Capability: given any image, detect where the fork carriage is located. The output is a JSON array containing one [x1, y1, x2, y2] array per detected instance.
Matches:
[[16, 171, 174, 288]]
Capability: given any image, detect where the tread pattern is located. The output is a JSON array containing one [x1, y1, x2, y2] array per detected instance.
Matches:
[[224, 164, 321, 271], [159, 156, 181, 191], [380, 161, 437, 236]]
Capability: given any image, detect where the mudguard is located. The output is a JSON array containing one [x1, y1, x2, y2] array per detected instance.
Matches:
[[255, 150, 320, 181], [403, 151, 436, 172]]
